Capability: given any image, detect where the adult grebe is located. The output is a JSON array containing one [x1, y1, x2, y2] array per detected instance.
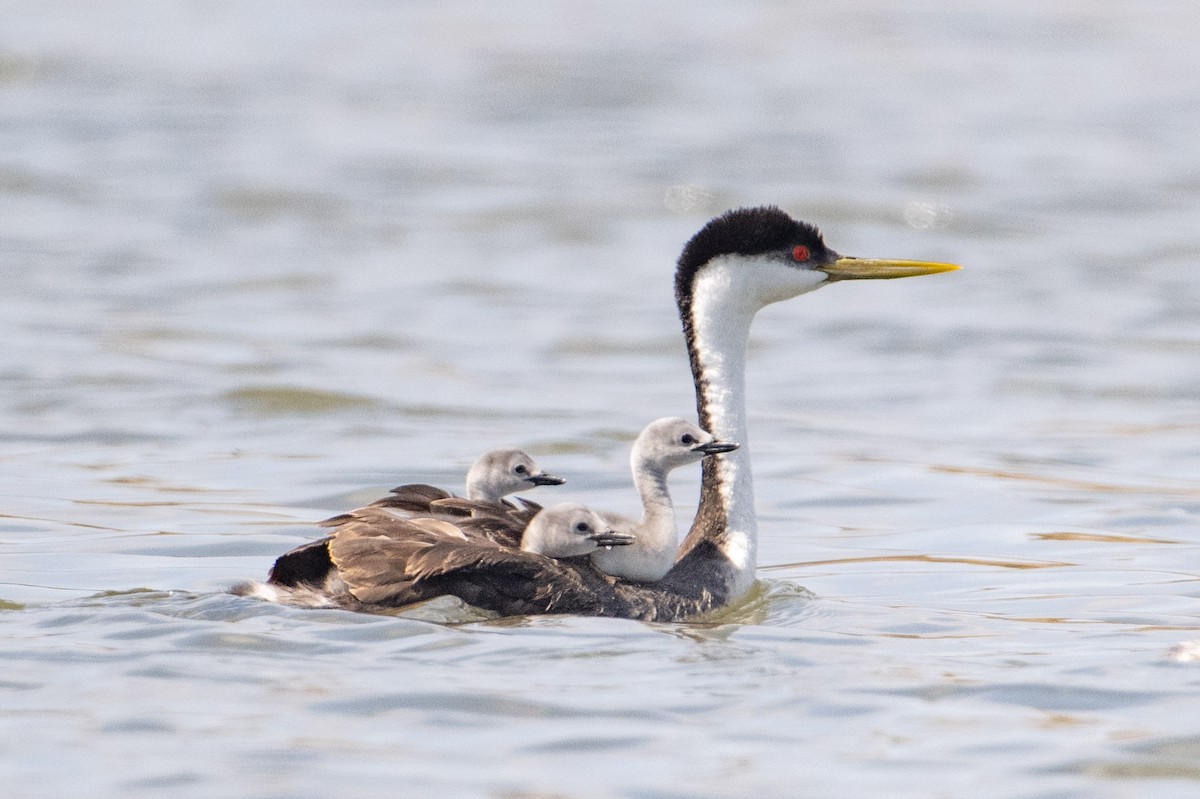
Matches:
[[239, 206, 958, 619], [591, 417, 738, 582]]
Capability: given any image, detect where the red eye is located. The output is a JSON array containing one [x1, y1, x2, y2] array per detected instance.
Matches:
[[791, 245, 810, 262]]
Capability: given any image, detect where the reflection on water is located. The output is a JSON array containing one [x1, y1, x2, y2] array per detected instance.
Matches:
[[1064, 736, 1200, 781], [3, 1, 1200, 797], [764, 554, 1073, 571]]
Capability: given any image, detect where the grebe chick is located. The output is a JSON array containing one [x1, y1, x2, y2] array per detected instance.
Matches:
[[591, 417, 737, 582], [465, 448, 564, 502], [520, 502, 635, 556], [370, 447, 563, 523]]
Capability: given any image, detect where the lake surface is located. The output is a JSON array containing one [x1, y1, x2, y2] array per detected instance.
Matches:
[[3, 2, 1200, 797]]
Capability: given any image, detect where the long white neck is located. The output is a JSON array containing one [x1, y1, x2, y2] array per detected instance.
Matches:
[[633, 458, 675, 544], [669, 252, 828, 602], [633, 451, 672, 513], [676, 260, 761, 595]]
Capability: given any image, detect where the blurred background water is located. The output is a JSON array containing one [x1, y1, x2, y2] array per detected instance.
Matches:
[[2, 1, 1200, 797]]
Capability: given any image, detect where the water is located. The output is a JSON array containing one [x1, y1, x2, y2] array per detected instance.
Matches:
[[3, 1, 1200, 796]]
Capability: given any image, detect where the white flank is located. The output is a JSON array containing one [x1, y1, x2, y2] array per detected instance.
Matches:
[[233, 580, 338, 608], [723, 529, 753, 571]]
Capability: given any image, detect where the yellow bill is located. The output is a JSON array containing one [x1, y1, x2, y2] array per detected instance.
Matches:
[[818, 257, 961, 280]]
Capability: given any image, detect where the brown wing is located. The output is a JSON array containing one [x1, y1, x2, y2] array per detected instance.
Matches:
[[322, 507, 627, 615], [419, 496, 540, 546], [368, 485, 539, 541], [368, 483, 456, 515], [270, 487, 533, 598], [428, 497, 498, 517], [322, 507, 494, 605]]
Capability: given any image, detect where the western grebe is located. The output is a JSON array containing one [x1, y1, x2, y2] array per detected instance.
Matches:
[[239, 206, 958, 619]]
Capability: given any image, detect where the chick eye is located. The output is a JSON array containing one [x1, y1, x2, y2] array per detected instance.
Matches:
[[680, 434, 696, 445], [574, 522, 591, 534], [791, 245, 810, 262], [514, 464, 528, 475]]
